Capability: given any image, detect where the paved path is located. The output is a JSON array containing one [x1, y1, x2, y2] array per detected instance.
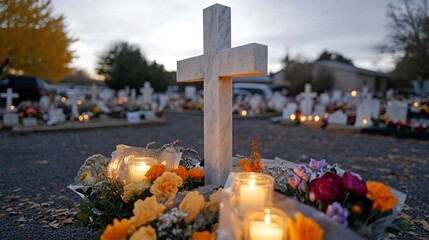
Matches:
[[0, 112, 428, 239]]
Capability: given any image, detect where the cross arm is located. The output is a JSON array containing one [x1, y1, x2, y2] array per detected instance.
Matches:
[[177, 55, 204, 83], [216, 43, 267, 78]]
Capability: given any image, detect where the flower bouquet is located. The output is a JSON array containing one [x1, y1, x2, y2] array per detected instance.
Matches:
[[282, 159, 407, 239], [69, 140, 221, 239]]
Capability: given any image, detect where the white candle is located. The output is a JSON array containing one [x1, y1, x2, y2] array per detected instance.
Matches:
[[239, 178, 265, 216], [128, 156, 157, 182], [245, 208, 286, 240], [249, 221, 283, 240]]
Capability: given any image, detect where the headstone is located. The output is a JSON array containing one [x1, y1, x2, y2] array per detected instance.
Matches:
[[319, 93, 330, 106], [1, 88, 19, 112], [327, 110, 347, 125], [361, 85, 371, 101], [140, 82, 153, 104], [368, 99, 380, 119], [126, 111, 141, 123], [312, 104, 326, 117], [67, 94, 80, 119], [185, 86, 197, 102], [385, 100, 408, 123], [282, 102, 297, 120], [176, 4, 267, 185], [100, 88, 114, 103], [332, 90, 342, 102], [91, 84, 98, 104], [249, 94, 263, 112], [47, 108, 66, 125], [130, 88, 137, 106], [23, 118, 38, 127], [39, 95, 50, 111], [354, 103, 372, 128], [298, 83, 316, 116], [386, 89, 394, 99], [270, 92, 287, 112], [158, 94, 169, 110], [3, 113, 19, 126]]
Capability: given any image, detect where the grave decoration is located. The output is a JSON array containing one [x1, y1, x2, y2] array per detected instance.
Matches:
[[69, 4, 406, 240]]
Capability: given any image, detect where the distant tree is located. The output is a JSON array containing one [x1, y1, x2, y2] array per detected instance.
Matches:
[[0, 0, 74, 82], [61, 69, 103, 86], [282, 54, 313, 96], [312, 66, 335, 93], [97, 41, 174, 92], [316, 50, 354, 65], [380, 0, 429, 83]]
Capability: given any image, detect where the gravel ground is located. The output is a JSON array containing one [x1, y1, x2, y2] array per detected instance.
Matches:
[[0, 112, 428, 240]]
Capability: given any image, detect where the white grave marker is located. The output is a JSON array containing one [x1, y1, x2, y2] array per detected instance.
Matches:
[[282, 103, 297, 120], [177, 4, 267, 185], [185, 86, 197, 102], [328, 110, 347, 125], [126, 111, 141, 123], [100, 89, 114, 103], [299, 83, 316, 116], [332, 90, 342, 102], [140, 82, 153, 104], [354, 103, 372, 128], [386, 100, 408, 123], [270, 92, 287, 112], [39, 95, 50, 110], [1, 88, 19, 112]]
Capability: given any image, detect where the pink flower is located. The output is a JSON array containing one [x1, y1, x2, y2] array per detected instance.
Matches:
[[310, 172, 344, 204], [343, 172, 367, 197]]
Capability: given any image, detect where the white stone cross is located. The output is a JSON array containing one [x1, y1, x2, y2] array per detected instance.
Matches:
[[1, 88, 19, 112], [140, 82, 153, 104], [177, 4, 267, 186], [299, 83, 317, 116]]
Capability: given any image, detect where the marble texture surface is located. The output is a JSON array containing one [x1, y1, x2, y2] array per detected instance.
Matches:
[[176, 4, 267, 186]]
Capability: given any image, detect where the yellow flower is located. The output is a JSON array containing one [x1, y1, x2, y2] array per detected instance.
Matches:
[[188, 168, 205, 180], [79, 170, 96, 185], [170, 165, 188, 180], [145, 164, 166, 182], [122, 178, 152, 203], [366, 181, 398, 212], [287, 212, 323, 240], [130, 225, 157, 240], [192, 230, 215, 240], [179, 191, 205, 223], [205, 188, 223, 211], [101, 218, 135, 240], [130, 196, 165, 228], [150, 171, 183, 199]]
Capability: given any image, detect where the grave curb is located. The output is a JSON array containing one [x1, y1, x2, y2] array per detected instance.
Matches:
[[10, 118, 166, 133]]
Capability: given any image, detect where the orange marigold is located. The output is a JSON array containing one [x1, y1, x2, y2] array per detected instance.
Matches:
[[192, 231, 215, 240], [188, 168, 205, 180], [366, 181, 398, 212], [237, 159, 253, 172], [170, 165, 188, 180], [287, 212, 323, 240], [101, 218, 135, 240], [145, 164, 166, 182]]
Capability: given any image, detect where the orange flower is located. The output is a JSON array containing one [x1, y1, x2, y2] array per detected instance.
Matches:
[[287, 212, 323, 240], [366, 181, 398, 212], [130, 196, 165, 228], [237, 159, 253, 172], [150, 171, 183, 199], [352, 205, 361, 213], [179, 191, 205, 222], [170, 165, 188, 180], [192, 231, 215, 240], [145, 164, 166, 182], [130, 225, 157, 240], [252, 160, 264, 172], [188, 168, 205, 180], [101, 218, 135, 240]]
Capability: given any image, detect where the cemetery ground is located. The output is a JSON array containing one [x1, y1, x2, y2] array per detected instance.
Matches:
[[0, 112, 428, 240]]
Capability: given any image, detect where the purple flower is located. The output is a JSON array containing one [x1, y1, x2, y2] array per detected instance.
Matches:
[[326, 202, 349, 226], [287, 176, 301, 189], [293, 165, 311, 181], [308, 158, 330, 172]]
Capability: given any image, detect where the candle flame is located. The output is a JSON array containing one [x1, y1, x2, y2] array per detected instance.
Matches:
[[363, 119, 368, 125], [61, 97, 67, 102], [351, 90, 357, 97], [249, 178, 255, 187], [264, 212, 271, 224], [300, 115, 307, 122], [77, 100, 82, 105], [290, 114, 296, 121], [413, 102, 419, 108], [314, 116, 320, 122], [9, 105, 15, 111], [308, 115, 313, 121], [241, 109, 248, 117]]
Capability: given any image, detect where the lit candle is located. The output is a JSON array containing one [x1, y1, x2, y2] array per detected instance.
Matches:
[[127, 156, 157, 182], [246, 208, 286, 240], [234, 172, 274, 217]]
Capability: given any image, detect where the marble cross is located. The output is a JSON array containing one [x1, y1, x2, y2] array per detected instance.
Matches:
[[177, 4, 267, 186], [1, 88, 19, 112], [299, 83, 317, 116], [140, 82, 153, 104]]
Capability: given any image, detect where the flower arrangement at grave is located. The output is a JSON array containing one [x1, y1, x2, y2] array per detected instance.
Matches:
[[69, 140, 222, 239], [279, 158, 407, 239]]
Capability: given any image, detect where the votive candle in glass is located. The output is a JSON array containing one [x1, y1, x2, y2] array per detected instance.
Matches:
[[245, 207, 287, 240], [233, 172, 274, 217], [126, 155, 157, 182]]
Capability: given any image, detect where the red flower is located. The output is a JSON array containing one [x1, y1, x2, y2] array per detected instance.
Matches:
[[310, 172, 344, 204], [343, 172, 367, 197]]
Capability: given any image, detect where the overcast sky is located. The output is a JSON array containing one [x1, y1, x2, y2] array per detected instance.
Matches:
[[51, 0, 394, 77]]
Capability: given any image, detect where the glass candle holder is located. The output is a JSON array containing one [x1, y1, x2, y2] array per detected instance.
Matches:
[[233, 172, 274, 218], [126, 155, 157, 182], [244, 207, 287, 240]]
